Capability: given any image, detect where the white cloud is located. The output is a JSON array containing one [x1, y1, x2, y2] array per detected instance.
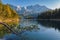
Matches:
[[51, 2, 60, 9]]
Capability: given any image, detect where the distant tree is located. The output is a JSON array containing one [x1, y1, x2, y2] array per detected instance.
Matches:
[[38, 8, 60, 19]]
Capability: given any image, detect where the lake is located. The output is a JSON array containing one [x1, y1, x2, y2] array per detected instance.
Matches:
[[3, 19, 60, 40]]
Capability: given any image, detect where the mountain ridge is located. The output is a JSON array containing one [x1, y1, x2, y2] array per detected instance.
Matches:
[[9, 4, 50, 14], [9, 4, 51, 19]]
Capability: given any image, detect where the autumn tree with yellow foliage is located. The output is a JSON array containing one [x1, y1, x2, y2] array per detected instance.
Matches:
[[0, 0, 20, 37]]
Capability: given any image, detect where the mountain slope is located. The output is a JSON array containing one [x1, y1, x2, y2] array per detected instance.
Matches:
[[38, 8, 60, 19], [26, 4, 50, 13], [0, 3, 20, 37]]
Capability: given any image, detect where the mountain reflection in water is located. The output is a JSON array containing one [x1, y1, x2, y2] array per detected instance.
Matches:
[[2, 19, 60, 40], [3, 19, 40, 40]]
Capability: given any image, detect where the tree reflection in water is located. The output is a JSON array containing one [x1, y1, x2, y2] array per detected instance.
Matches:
[[38, 20, 60, 31], [4, 24, 40, 40]]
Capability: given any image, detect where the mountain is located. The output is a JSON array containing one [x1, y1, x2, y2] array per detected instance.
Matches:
[[26, 4, 50, 13], [9, 4, 51, 18]]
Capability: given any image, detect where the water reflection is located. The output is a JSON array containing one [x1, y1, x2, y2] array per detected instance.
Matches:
[[3, 19, 40, 40], [4, 34, 20, 40], [2, 19, 60, 40], [38, 20, 60, 31]]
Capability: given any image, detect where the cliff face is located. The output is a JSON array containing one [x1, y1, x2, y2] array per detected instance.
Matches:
[[0, 3, 20, 37]]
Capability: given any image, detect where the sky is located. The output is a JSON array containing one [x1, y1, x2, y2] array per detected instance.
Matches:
[[2, 0, 60, 9]]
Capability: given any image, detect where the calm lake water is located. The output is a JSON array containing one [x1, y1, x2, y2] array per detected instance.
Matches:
[[3, 19, 60, 40]]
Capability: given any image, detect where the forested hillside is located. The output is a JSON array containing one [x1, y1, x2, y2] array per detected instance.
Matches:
[[38, 8, 60, 19], [0, 2, 20, 37]]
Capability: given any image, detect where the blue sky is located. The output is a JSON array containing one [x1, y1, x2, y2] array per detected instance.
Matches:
[[2, 0, 60, 9]]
